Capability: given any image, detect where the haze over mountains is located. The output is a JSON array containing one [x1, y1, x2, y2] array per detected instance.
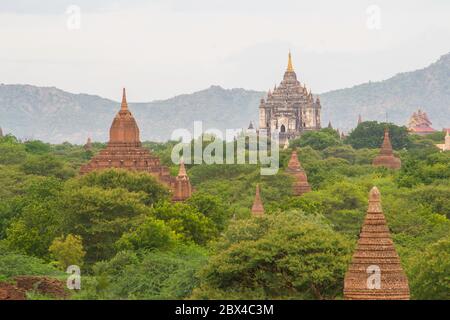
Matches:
[[1, 52, 449, 144]]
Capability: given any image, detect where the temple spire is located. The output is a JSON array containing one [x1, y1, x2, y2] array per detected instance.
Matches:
[[84, 137, 93, 151], [172, 157, 192, 202], [286, 150, 311, 196], [358, 114, 362, 125], [178, 158, 187, 177], [251, 184, 264, 217], [121, 88, 128, 110], [287, 51, 294, 72], [344, 187, 410, 300], [372, 128, 401, 169]]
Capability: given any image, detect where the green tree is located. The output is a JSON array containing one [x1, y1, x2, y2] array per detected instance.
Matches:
[[187, 192, 230, 231], [4, 178, 64, 257], [49, 234, 86, 270], [192, 211, 353, 299], [151, 202, 217, 245], [61, 186, 151, 263], [24, 140, 51, 154], [116, 216, 177, 251], [73, 245, 208, 300], [346, 121, 411, 150], [409, 237, 450, 300], [0, 141, 27, 165], [21, 154, 76, 179], [291, 129, 341, 151], [70, 169, 170, 205]]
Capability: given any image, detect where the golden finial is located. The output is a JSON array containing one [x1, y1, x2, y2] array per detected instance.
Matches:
[[287, 51, 294, 72]]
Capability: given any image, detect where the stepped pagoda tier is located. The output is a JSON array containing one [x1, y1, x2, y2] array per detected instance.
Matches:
[[172, 159, 192, 202], [80, 88, 174, 187], [259, 52, 321, 145], [285, 150, 311, 196], [251, 184, 264, 217], [408, 109, 436, 135], [344, 187, 410, 300], [372, 128, 401, 170]]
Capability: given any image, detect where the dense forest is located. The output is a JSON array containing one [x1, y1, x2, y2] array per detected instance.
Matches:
[[0, 122, 449, 300]]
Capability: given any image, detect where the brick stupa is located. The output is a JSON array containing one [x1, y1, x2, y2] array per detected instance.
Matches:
[[344, 187, 410, 300], [172, 159, 192, 202], [80, 89, 191, 201], [84, 137, 93, 151], [372, 128, 401, 170], [251, 184, 264, 217], [285, 150, 311, 196]]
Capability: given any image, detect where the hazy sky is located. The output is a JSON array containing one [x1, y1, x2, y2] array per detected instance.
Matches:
[[1, 0, 450, 101]]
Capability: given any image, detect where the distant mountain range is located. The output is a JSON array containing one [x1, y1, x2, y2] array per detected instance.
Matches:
[[1, 52, 449, 144]]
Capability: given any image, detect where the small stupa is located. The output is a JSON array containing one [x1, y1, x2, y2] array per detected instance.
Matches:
[[436, 130, 450, 152], [84, 137, 93, 151], [372, 128, 401, 169], [251, 184, 264, 217], [285, 150, 311, 196], [172, 158, 192, 202]]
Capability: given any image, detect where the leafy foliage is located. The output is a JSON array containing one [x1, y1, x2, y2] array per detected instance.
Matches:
[[346, 121, 411, 150], [49, 234, 86, 270], [193, 211, 353, 299]]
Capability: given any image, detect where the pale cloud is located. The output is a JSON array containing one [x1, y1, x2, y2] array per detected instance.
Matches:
[[0, 0, 449, 101]]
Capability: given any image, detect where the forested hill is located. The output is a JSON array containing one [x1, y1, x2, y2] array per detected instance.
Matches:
[[1, 52, 449, 143], [0, 84, 264, 144], [320, 52, 450, 132]]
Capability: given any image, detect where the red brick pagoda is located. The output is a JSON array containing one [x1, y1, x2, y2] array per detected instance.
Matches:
[[344, 187, 410, 300], [372, 128, 401, 170], [251, 184, 264, 217], [80, 88, 191, 201], [285, 150, 311, 196], [172, 159, 192, 202]]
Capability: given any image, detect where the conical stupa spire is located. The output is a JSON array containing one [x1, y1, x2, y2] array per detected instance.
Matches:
[[372, 128, 401, 169], [381, 128, 393, 153], [358, 114, 362, 125], [286, 150, 311, 196], [0, 126, 3, 138], [109, 88, 140, 145], [178, 158, 187, 177], [84, 137, 93, 151], [172, 157, 192, 202], [287, 51, 294, 72], [121, 88, 128, 110], [251, 184, 264, 216], [344, 187, 410, 300]]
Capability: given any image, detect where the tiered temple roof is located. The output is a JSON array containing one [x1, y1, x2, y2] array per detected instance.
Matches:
[[372, 128, 401, 170], [80, 88, 191, 201], [258, 52, 321, 144], [251, 184, 264, 217], [408, 109, 436, 135], [344, 187, 410, 300], [285, 150, 311, 196]]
